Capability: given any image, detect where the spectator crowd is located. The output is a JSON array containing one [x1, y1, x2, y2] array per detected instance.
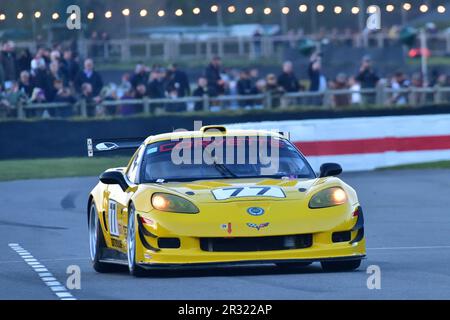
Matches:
[[1, 40, 450, 118]]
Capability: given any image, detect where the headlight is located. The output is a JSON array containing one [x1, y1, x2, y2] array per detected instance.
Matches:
[[151, 193, 199, 214], [309, 187, 347, 209]]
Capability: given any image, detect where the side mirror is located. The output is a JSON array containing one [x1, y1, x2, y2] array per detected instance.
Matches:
[[100, 170, 130, 191], [319, 163, 342, 178]]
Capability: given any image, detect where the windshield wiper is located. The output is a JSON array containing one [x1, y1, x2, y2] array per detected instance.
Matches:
[[212, 162, 238, 178]]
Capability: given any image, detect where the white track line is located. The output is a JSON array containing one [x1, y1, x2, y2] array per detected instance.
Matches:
[[8, 243, 76, 300]]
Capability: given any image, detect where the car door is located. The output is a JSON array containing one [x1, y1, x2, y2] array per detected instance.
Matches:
[[104, 145, 144, 253]]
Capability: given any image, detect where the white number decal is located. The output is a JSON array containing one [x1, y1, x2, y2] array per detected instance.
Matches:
[[108, 200, 120, 236], [212, 186, 285, 200]]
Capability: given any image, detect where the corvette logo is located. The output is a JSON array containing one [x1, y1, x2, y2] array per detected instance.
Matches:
[[247, 222, 269, 231]]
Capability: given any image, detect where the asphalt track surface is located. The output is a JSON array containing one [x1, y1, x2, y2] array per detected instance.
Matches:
[[1, 169, 450, 300]]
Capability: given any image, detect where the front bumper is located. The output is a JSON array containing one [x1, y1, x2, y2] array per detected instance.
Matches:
[[135, 208, 366, 267]]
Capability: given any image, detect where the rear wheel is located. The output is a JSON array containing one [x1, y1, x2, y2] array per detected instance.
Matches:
[[127, 204, 146, 277], [89, 203, 114, 273], [321, 259, 361, 272]]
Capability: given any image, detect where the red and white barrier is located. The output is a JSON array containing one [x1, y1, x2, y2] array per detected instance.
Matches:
[[225, 114, 450, 172]]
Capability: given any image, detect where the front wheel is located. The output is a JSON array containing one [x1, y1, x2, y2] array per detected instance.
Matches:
[[127, 204, 146, 277], [89, 203, 114, 273], [321, 259, 361, 272]]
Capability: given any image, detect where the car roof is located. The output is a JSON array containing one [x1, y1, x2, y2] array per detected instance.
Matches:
[[144, 127, 285, 145]]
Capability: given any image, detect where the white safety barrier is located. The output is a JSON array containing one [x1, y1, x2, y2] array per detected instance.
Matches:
[[225, 114, 450, 172]]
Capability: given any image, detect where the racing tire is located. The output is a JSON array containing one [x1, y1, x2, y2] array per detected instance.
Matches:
[[127, 204, 147, 277], [276, 262, 312, 268], [89, 203, 116, 273], [320, 259, 361, 272]]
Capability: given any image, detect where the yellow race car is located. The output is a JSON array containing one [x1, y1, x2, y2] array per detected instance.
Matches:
[[87, 125, 365, 276]]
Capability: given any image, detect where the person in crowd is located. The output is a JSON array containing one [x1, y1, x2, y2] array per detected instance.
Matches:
[[166, 63, 190, 97], [30, 87, 47, 104], [74, 58, 103, 96], [253, 29, 262, 58], [130, 63, 149, 89], [117, 73, 132, 99], [134, 83, 148, 114], [31, 58, 52, 101], [0, 81, 27, 117], [249, 68, 260, 89], [147, 70, 166, 99], [49, 61, 66, 86], [16, 48, 32, 75], [135, 83, 148, 99], [165, 88, 186, 112], [308, 53, 327, 105], [147, 69, 166, 111], [410, 72, 424, 105], [355, 55, 379, 104], [53, 86, 76, 118], [237, 70, 254, 107], [60, 49, 80, 85], [265, 73, 283, 108], [331, 73, 351, 107], [18, 71, 34, 98], [80, 82, 102, 117], [205, 56, 225, 96], [390, 71, 410, 106], [1, 41, 18, 82], [237, 70, 253, 96], [119, 88, 138, 116], [277, 61, 300, 93], [50, 50, 61, 64], [348, 76, 362, 105], [193, 77, 209, 111]]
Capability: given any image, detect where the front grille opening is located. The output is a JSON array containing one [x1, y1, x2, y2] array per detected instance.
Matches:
[[332, 231, 351, 243], [158, 238, 181, 249], [200, 234, 312, 252]]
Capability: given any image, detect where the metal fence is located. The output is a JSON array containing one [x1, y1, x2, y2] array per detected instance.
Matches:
[[15, 31, 450, 62], [5, 85, 450, 120]]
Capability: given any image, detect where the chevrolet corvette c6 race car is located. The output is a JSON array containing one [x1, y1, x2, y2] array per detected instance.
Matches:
[[87, 125, 366, 276]]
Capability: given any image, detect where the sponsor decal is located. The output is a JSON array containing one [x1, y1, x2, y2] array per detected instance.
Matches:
[[247, 222, 269, 231], [95, 142, 119, 151], [110, 238, 123, 249], [247, 207, 265, 216], [221, 222, 232, 234], [212, 186, 285, 200], [108, 200, 120, 236]]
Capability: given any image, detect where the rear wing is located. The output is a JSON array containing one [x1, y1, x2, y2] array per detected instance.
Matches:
[[87, 137, 146, 157]]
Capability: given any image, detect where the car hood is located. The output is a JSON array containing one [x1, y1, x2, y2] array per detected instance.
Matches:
[[138, 177, 324, 204]]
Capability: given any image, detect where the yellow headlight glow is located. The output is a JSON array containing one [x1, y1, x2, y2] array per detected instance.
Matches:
[[331, 188, 347, 203], [151, 193, 199, 213], [152, 194, 169, 210], [309, 187, 347, 209]]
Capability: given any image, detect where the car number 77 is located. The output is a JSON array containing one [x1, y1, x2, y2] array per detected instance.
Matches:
[[212, 186, 285, 200]]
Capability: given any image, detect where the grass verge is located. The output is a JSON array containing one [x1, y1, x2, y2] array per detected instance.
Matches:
[[379, 160, 450, 170], [0, 157, 130, 182]]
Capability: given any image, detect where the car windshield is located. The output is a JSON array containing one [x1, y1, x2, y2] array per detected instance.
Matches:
[[141, 136, 315, 182]]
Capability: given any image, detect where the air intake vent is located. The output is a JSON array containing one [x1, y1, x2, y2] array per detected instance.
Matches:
[[200, 125, 227, 134]]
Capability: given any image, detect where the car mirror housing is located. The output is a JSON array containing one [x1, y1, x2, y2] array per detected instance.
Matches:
[[319, 163, 343, 178], [99, 170, 130, 191]]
